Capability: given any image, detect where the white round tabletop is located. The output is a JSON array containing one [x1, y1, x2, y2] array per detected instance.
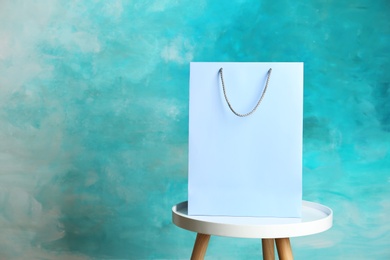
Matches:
[[172, 201, 333, 239]]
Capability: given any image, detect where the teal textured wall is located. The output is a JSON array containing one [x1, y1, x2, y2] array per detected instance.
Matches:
[[0, 0, 389, 259]]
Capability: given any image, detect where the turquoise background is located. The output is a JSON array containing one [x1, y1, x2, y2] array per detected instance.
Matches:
[[0, 0, 389, 259]]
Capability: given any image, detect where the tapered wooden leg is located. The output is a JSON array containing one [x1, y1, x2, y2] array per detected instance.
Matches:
[[262, 239, 275, 260], [191, 233, 211, 260], [275, 238, 293, 260]]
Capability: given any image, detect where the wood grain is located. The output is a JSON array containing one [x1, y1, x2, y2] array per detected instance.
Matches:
[[275, 238, 294, 260], [262, 238, 275, 260], [191, 233, 211, 260]]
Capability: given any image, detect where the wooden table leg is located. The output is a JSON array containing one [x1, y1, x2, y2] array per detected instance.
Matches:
[[191, 233, 211, 260], [275, 238, 293, 260], [262, 239, 275, 260]]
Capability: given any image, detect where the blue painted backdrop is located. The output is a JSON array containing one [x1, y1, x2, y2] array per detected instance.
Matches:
[[0, 0, 389, 259]]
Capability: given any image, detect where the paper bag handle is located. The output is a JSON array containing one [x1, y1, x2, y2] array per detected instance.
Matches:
[[219, 68, 272, 117]]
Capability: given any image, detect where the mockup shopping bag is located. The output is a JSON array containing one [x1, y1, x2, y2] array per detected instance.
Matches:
[[188, 62, 303, 217]]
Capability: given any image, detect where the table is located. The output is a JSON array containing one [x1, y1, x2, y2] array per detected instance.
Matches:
[[172, 201, 332, 260]]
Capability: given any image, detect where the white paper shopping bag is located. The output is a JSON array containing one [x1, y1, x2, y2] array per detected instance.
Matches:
[[188, 62, 303, 217]]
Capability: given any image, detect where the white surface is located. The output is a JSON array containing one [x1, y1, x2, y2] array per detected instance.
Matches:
[[172, 200, 332, 239], [188, 62, 304, 217]]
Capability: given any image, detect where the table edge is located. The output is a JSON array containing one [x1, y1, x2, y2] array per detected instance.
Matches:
[[172, 200, 333, 239]]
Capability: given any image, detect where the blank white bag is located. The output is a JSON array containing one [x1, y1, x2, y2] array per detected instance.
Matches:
[[188, 62, 303, 217]]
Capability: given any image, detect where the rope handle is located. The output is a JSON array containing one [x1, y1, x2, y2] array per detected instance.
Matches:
[[219, 68, 272, 117]]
